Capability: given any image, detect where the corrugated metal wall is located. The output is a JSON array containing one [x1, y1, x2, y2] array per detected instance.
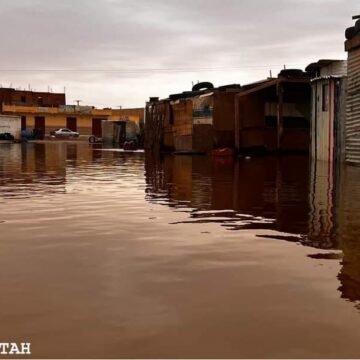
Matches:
[[311, 78, 346, 163], [346, 47, 360, 164]]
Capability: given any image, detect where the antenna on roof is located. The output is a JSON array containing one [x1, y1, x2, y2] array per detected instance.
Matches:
[[269, 69, 273, 78]]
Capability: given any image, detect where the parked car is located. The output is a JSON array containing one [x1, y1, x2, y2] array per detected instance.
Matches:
[[50, 128, 80, 138], [0, 133, 15, 141]]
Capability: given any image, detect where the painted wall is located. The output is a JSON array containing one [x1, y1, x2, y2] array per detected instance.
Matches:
[[1, 105, 142, 137], [0, 115, 21, 139]]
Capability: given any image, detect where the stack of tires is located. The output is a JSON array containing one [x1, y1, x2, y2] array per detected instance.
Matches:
[[345, 20, 360, 40]]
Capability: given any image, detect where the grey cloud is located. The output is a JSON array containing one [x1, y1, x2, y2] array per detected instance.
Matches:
[[0, 0, 357, 107]]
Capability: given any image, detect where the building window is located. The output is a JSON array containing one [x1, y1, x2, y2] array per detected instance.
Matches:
[[322, 83, 329, 112], [21, 96, 26, 103]]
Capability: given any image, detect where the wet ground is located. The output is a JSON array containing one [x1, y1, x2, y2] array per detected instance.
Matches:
[[1, 142, 360, 358]]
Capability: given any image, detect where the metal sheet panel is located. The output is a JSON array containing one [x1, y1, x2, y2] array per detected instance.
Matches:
[[346, 48, 360, 164]]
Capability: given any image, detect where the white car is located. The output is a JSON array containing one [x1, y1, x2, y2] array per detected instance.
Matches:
[[50, 128, 80, 138]]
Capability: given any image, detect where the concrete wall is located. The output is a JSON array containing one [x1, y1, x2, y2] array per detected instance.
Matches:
[[0, 115, 21, 139]]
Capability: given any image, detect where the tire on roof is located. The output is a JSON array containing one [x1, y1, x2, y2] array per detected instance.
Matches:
[[192, 82, 214, 92], [278, 69, 305, 78], [355, 20, 360, 32], [345, 26, 357, 40]]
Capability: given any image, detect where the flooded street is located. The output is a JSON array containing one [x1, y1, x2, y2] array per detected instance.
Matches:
[[1, 143, 360, 358]]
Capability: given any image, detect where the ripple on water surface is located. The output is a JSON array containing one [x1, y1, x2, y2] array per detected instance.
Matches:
[[0, 143, 360, 358]]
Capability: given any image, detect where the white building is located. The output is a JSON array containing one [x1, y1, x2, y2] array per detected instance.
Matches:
[[0, 115, 22, 140]]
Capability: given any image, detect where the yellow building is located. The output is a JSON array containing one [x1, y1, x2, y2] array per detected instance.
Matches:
[[1, 104, 144, 138]]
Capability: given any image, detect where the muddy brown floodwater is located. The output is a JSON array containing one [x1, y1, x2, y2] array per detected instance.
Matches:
[[1, 143, 360, 359]]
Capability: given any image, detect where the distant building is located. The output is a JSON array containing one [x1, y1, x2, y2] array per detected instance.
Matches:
[[1, 104, 144, 138], [0, 88, 65, 109], [145, 83, 242, 153], [234, 70, 312, 153], [306, 59, 347, 163]]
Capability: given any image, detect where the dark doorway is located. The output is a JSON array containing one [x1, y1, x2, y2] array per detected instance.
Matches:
[[21, 116, 27, 131], [118, 122, 127, 146], [67, 117, 77, 132], [92, 119, 104, 137], [35, 116, 45, 132]]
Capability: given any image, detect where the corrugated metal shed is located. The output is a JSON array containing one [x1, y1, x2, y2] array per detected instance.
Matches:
[[345, 37, 360, 164]]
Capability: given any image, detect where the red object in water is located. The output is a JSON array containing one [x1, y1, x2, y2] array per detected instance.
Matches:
[[212, 148, 235, 157]]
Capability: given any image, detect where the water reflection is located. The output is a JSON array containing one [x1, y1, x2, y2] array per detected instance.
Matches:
[[0, 143, 66, 198], [146, 154, 310, 240], [145, 154, 360, 307], [2, 143, 360, 357], [338, 165, 360, 306]]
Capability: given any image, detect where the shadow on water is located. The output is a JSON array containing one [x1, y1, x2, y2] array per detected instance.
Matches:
[[145, 153, 360, 307]]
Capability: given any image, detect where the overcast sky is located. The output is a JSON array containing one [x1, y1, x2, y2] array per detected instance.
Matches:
[[0, 0, 357, 108]]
